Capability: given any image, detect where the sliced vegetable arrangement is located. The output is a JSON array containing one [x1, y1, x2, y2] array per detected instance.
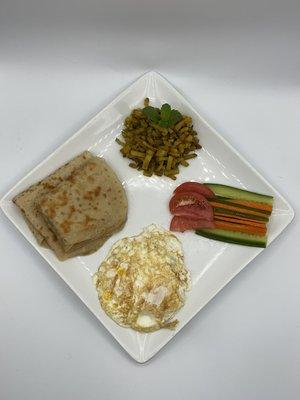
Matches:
[[169, 182, 273, 248]]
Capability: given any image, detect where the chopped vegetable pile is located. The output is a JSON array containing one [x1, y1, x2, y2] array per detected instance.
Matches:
[[116, 99, 201, 179]]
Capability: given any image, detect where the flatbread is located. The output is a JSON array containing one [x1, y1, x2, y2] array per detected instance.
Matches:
[[13, 151, 94, 257], [13, 151, 128, 261], [21, 210, 48, 247], [54, 234, 109, 261], [56, 219, 127, 261], [37, 157, 128, 252]]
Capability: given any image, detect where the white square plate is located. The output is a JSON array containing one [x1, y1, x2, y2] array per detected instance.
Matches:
[[0, 71, 294, 362]]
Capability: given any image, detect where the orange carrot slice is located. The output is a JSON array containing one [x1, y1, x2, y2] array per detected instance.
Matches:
[[225, 199, 273, 213], [209, 201, 269, 218], [214, 216, 266, 228], [214, 212, 268, 223], [214, 221, 267, 236]]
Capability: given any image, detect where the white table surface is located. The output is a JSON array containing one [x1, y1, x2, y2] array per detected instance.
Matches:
[[1, 1, 299, 399]]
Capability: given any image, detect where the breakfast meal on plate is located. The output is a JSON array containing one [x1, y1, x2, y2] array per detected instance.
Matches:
[[3, 75, 291, 363], [2, 71, 292, 364], [93, 224, 190, 332], [115, 98, 201, 179], [13, 151, 127, 260], [169, 182, 273, 247]]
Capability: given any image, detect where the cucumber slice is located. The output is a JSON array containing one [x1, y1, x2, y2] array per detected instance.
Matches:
[[213, 207, 269, 222], [196, 228, 267, 248], [204, 184, 274, 206]]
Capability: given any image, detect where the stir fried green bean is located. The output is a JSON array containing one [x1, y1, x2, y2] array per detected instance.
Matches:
[[116, 99, 201, 179]]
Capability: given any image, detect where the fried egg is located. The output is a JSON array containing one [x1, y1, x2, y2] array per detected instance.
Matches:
[[93, 224, 190, 332]]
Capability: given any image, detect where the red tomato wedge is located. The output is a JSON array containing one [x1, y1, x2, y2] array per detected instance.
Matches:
[[169, 192, 214, 221], [174, 182, 215, 199], [170, 216, 215, 232], [171, 204, 214, 220]]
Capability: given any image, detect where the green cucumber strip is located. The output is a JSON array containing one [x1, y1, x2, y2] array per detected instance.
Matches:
[[196, 228, 267, 248], [213, 197, 272, 215], [204, 183, 274, 206], [213, 207, 269, 222]]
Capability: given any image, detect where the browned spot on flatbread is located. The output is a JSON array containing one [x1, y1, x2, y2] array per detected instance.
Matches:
[[94, 186, 101, 196], [40, 197, 47, 207], [85, 215, 94, 226], [83, 191, 93, 200], [60, 220, 71, 233], [83, 186, 101, 200], [43, 182, 56, 190], [67, 205, 75, 219], [57, 191, 68, 206], [49, 206, 56, 218], [88, 162, 97, 171], [67, 173, 76, 183]]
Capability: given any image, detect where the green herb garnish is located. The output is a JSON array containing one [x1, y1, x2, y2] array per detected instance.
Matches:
[[142, 103, 182, 128]]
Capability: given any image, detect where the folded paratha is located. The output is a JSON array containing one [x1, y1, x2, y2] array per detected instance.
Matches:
[[13, 152, 92, 233], [37, 157, 128, 252], [13, 151, 127, 260]]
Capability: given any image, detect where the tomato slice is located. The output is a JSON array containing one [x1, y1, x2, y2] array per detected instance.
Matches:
[[170, 216, 215, 232], [169, 191, 214, 221], [170, 191, 208, 211], [172, 204, 214, 220], [174, 182, 215, 199]]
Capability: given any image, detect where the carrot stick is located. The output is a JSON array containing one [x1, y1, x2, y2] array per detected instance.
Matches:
[[214, 212, 268, 223], [214, 221, 267, 236], [224, 199, 273, 213], [214, 216, 266, 228], [209, 201, 269, 218]]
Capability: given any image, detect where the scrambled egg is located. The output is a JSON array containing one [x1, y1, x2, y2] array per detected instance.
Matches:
[[93, 224, 190, 332]]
